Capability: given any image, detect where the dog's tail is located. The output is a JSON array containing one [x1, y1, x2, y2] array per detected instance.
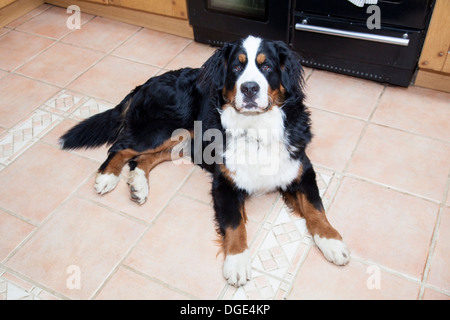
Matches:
[[59, 93, 132, 150]]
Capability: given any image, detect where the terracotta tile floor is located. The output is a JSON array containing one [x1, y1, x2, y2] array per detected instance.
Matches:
[[0, 4, 449, 300]]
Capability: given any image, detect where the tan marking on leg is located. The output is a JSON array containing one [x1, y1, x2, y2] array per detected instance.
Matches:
[[282, 191, 341, 240], [102, 149, 139, 176]]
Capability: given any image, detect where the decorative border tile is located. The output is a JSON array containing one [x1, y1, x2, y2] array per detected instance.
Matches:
[[40, 90, 89, 116], [70, 97, 115, 121], [0, 272, 59, 300], [223, 165, 341, 300], [0, 110, 62, 166]]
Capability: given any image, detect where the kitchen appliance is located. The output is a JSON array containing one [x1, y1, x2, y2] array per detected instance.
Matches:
[[187, 0, 435, 86], [187, 0, 291, 46], [292, 0, 435, 86]]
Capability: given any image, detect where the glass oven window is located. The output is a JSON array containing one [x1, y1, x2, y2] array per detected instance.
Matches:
[[207, 0, 267, 21]]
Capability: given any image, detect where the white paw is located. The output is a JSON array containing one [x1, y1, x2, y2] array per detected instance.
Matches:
[[127, 168, 148, 205], [314, 235, 350, 266], [223, 249, 252, 287], [95, 172, 120, 195]]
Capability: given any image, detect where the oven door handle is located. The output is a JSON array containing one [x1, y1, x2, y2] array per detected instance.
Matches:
[[295, 23, 409, 46]]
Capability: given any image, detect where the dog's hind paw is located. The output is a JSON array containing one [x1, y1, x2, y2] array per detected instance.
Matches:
[[127, 168, 148, 205], [95, 172, 120, 195]]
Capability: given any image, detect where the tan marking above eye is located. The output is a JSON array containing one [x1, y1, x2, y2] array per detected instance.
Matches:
[[238, 53, 246, 63], [256, 53, 266, 64]]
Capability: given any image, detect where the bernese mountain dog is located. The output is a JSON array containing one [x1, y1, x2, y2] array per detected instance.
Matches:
[[60, 36, 350, 286]]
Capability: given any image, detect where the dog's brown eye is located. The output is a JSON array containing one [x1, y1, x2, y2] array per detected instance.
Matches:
[[233, 65, 243, 72], [261, 65, 271, 72]]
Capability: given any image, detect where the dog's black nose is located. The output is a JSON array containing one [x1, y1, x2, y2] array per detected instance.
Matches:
[[240, 82, 260, 99]]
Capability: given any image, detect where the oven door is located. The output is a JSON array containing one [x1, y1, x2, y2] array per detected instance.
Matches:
[[292, 13, 425, 86], [295, 0, 434, 29], [187, 0, 291, 45]]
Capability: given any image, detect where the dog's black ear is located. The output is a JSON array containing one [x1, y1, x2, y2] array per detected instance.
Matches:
[[198, 43, 232, 93], [275, 41, 305, 99]]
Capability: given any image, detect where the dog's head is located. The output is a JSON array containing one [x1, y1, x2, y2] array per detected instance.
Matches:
[[199, 36, 304, 113]]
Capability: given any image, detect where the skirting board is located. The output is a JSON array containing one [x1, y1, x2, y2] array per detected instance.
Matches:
[[45, 0, 193, 39], [0, 0, 44, 28], [415, 69, 450, 93]]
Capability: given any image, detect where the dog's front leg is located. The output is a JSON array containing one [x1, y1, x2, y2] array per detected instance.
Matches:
[[212, 173, 251, 287], [282, 164, 350, 266]]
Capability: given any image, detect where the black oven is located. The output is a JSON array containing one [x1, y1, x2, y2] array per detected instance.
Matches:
[[187, 0, 291, 46], [186, 0, 435, 86], [292, 0, 435, 86]]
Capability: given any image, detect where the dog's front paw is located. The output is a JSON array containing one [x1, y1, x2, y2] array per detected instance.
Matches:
[[314, 235, 350, 266], [223, 249, 252, 287], [127, 168, 148, 205], [95, 172, 120, 195]]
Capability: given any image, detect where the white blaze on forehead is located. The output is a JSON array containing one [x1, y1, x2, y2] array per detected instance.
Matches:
[[236, 36, 269, 110], [242, 36, 261, 64]]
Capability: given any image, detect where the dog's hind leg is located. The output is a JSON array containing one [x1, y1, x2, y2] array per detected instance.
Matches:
[[127, 152, 171, 204], [127, 137, 186, 204], [95, 149, 139, 195]]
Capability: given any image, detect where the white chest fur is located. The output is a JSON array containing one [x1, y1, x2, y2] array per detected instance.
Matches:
[[220, 107, 301, 194]]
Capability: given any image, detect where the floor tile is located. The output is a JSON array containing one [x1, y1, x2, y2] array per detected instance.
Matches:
[[5, 197, 146, 299], [422, 288, 450, 300], [16, 6, 93, 39], [305, 70, 384, 119], [68, 56, 159, 104], [0, 74, 59, 128], [372, 85, 450, 141], [329, 177, 439, 279], [95, 267, 189, 300], [0, 210, 34, 261], [178, 166, 213, 204], [0, 28, 9, 37], [78, 161, 194, 223], [112, 28, 191, 68], [245, 192, 279, 223], [16, 42, 103, 87], [347, 124, 450, 201], [0, 30, 54, 71], [288, 249, 420, 299], [306, 108, 365, 171], [165, 41, 216, 70], [426, 207, 450, 292], [124, 195, 225, 299], [0, 70, 8, 80], [61, 17, 140, 53], [0, 142, 98, 223]]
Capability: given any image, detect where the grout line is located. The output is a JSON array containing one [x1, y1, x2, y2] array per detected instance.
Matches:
[[306, 104, 450, 146], [418, 170, 450, 299], [59, 27, 143, 89], [0, 267, 70, 300], [89, 164, 196, 299], [282, 241, 314, 299], [342, 85, 387, 174], [312, 161, 444, 206], [161, 39, 193, 70]]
